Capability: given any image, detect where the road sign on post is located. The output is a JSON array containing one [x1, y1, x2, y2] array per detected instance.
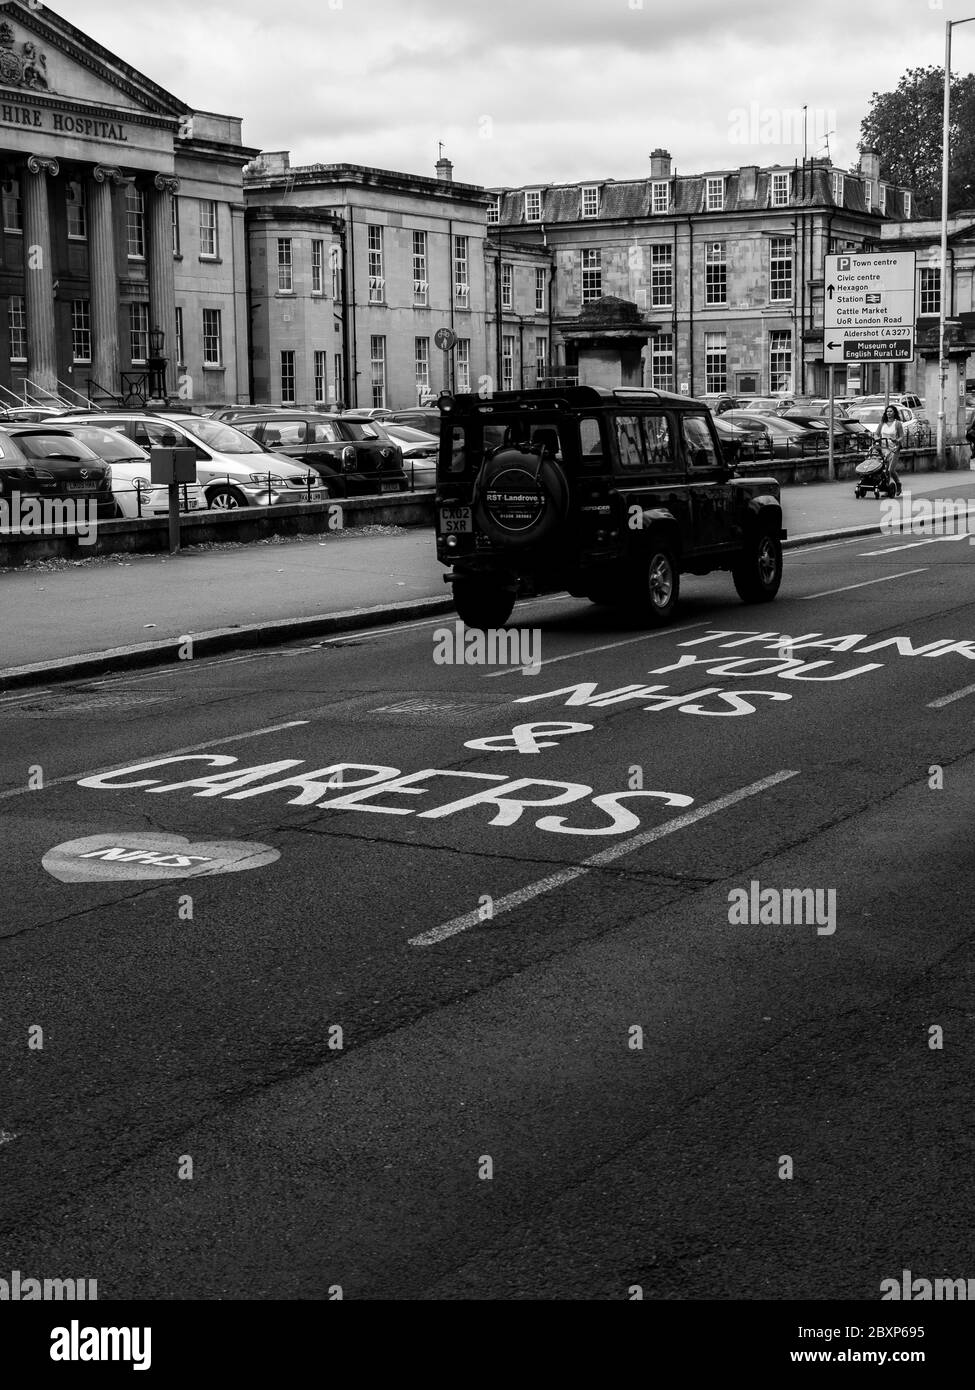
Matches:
[[150, 446, 197, 553], [823, 251, 917, 365], [434, 326, 457, 396]]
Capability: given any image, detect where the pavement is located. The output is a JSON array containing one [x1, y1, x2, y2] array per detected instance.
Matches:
[[1, 467, 974, 685]]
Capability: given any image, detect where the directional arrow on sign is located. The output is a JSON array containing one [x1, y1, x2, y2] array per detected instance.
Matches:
[[826, 284, 835, 299]]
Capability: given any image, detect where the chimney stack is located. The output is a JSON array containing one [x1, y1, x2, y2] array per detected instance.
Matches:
[[436, 156, 454, 182], [859, 147, 880, 182], [649, 148, 672, 180]]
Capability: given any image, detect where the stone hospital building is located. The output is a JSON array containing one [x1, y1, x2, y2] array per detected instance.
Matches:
[[0, 0, 254, 407]]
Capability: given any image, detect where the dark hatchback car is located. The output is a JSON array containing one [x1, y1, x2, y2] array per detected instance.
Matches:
[[435, 386, 786, 629], [234, 413, 407, 496], [0, 425, 113, 513]]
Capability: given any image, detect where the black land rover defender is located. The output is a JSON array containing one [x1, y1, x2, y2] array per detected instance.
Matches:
[[434, 385, 786, 629]]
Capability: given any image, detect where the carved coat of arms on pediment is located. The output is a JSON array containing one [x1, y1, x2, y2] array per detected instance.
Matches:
[[0, 22, 49, 89]]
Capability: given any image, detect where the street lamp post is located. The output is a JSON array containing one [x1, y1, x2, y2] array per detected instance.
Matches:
[[938, 17, 975, 464]]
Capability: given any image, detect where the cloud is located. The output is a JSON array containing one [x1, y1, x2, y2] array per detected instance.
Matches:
[[48, 0, 972, 186]]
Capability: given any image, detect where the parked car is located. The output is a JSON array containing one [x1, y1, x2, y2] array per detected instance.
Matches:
[[0, 425, 114, 514], [845, 402, 924, 446], [702, 393, 740, 416], [232, 412, 407, 496], [208, 404, 287, 424], [0, 406, 64, 423], [856, 392, 924, 411], [389, 408, 443, 436], [56, 412, 328, 509], [55, 423, 205, 519], [721, 411, 823, 457], [713, 415, 762, 462], [377, 422, 438, 487], [352, 407, 395, 420], [435, 385, 785, 629], [780, 410, 867, 450], [736, 396, 795, 415]]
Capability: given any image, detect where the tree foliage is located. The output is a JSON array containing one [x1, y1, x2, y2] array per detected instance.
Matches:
[[859, 65, 975, 216]]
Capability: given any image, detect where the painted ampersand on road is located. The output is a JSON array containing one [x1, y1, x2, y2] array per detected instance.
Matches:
[[463, 721, 594, 754]]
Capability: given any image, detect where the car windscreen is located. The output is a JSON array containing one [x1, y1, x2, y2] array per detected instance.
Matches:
[[14, 433, 101, 460], [176, 418, 265, 453]]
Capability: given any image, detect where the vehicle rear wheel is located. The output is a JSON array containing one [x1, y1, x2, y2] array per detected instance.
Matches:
[[625, 543, 679, 625], [452, 579, 516, 629], [207, 485, 247, 510], [732, 530, 782, 603]]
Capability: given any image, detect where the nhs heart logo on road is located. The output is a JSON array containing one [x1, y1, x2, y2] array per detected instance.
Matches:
[[42, 834, 280, 883]]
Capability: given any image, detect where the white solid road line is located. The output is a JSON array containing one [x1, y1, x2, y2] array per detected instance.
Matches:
[[408, 769, 800, 947], [927, 682, 975, 709], [0, 719, 310, 804], [800, 568, 927, 600], [481, 621, 710, 678]]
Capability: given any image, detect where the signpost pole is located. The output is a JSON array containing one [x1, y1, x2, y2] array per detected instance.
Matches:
[[884, 362, 891, 412], [828, 364, 835, 482], [167, 483, 180, 554]]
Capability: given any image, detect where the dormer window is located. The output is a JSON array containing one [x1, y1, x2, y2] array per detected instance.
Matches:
[[487, 195, 500, 225], [524, 190, 541, 222], [651, 180, 670, 213], [864, 181, 873, 213], [581, 185, 600, 218], [904, 192, 912, 218], [771, 172, 789, 207], [879, 184, 887, 213], [831, 171, 844, 205], [706, 176, 725, 211]]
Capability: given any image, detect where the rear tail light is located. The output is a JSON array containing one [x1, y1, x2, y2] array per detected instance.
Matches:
[[342, 445, 356, 471]]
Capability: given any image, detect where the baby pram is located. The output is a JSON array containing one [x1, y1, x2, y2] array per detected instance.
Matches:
[[854, 440, 899, 499]]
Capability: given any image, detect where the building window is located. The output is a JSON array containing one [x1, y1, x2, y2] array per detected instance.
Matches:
[[904, 192, 912, 218], [525, 190, 541, 222], [311, 240, 324, 295], [650, 331, 673, 390], [651, 180, 669, 214], [769, 235, 792, 302], [8, 294, 26, 360], [534, 334, 548, 385], [66, 180, 87, 239], [864, 181, 873, 213], [831, 171, 844, 206], [769, 330, 792, 393], [2, 180, 22, 232], [650, 244, 672, 308], [501, 262, 513, 309], [413, 230, 428, 305], [705, 241, 727, 305], [487, 195, 500, 226], [202, 308, 222, 366], [501, 334, 514, 391], [457, 337, 471, 392], [454, 235, 470, 307], [277, 238, 293, 293], [334, 352, 344, 403], [705, 331, 727, 393], [175, 306, 184, 365], [367, 225, 384, 303], [314, 349, 327, 404], [71, 299, 91, 362], [879, 185, 887, 214], [415, 336, 430, 392], [771, 172, 789, 207], [581, 185, 600, 218], [280, 348, 295, 403], [171, 195, 180, 256], [370, 335, 386, 407], [920, 267, 941, 315], [581, 247, 602, 303], [706, 176, 725, 211], [129, 302, 149, 363], [126, 186, 145, 259], [331, 246, 342, 301], [535, 266, 546, 313], [199, 199, 218, 258]]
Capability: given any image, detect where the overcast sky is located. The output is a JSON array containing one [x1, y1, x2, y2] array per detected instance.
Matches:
[[53, 0, 975, 188]]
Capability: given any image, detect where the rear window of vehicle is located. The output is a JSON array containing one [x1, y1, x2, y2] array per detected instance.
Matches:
[[260, 421, 306, 447], [15, 433, 100, 459], [339, 422, 381, 441], [310, 421, 341, 443]]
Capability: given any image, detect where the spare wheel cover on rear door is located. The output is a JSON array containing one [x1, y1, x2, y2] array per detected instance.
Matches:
[[473, 446, 569, 545]]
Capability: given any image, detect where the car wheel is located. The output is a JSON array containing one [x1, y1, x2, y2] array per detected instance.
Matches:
[[453, 579, 516, 629], [625, 543, 679, 625], [732, 530, 783, 604], [207, 486, 247, 510]]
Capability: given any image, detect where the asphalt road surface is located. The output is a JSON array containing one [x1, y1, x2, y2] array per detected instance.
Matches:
[[2, 531, 975, 1301]]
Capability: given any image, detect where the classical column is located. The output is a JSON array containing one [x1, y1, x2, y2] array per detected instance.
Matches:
[[149, 174, 180, 393], [89, 165, 124, 395], [22, 154, 59, 396]]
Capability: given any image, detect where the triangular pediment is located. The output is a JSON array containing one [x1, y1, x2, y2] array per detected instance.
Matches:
[[0, 1, 188, 119]]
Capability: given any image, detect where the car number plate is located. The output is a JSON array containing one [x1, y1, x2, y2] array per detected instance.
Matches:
[[441, 506, 472, 533], [380, 482, 399, 492], [65, 481, 94, 491]]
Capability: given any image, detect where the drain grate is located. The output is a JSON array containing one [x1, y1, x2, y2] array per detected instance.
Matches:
[[9, 690, 170, 716]]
